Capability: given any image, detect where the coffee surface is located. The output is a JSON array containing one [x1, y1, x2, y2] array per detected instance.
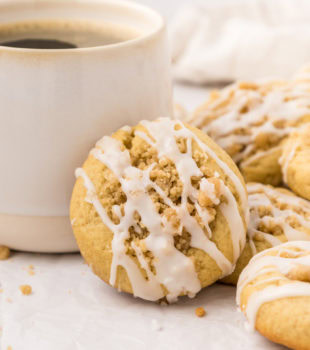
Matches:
[[0, 20, 140, 49], [2, 38, 77, 49]]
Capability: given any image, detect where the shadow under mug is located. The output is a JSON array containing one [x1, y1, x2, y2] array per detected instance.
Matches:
[[0, 0, 172, 252]]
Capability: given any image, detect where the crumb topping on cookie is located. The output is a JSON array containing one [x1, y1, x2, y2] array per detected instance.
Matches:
[[247, 183, 310, 254], [189, 77, 310, 167], [76, 118, 247, 302], [237, 241, 310, 329]]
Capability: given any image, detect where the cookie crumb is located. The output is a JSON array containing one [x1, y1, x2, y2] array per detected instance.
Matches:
[[0, 288, 3, 293], [7, 346, 12, 350], [6, 298, 12, 303], [27, 265, 35, 276], [195, 307, 206, 317], [0, 246, 10, 260], [19, 284, 32, 295]]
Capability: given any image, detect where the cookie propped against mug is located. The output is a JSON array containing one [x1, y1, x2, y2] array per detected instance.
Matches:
[[71, 118, 248, 302]]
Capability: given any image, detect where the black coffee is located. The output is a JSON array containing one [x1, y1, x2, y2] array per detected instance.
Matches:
[[0, 20, 140, 49], [2, 38, 77, 49]]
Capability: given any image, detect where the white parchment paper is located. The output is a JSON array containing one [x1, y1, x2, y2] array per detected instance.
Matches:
[[0, 252, 285, 350]]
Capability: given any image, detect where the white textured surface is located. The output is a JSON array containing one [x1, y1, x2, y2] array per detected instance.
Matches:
[[0, 252, 285, 350]]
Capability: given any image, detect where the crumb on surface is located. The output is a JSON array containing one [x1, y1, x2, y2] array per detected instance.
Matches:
[[0, 288, 3, 293], [195, 307, 206, 317], [6, 298, 12, 303], [0, 245, 10, 260], [19, 284, 32, 295], [27, 265, 35, 276], [7, 346, 12, 350]]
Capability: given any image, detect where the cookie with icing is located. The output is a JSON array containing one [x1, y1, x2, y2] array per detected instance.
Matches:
[[188, 77, 310, 186], [70, 118, 248, 302], [222, 182, 310, 285], [237, 241, 310, 350], [280, 124, 310, 201]]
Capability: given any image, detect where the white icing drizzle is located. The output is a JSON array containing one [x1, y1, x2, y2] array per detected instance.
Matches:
[[139, 119, 247, 263], [76, 164, 166, 301], [237, 241, 310, 330], [200, 178, 220, 206], [190, 79, 310, 167], [247, 183, 310, 255], [76, 118, 247, 301], [279, 140, 300, 184], [279, 123, 310, 184], [246, 283, 310, 330]]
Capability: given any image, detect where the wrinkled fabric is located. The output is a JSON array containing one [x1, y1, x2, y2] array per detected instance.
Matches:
[[171, 0, 310, 84]]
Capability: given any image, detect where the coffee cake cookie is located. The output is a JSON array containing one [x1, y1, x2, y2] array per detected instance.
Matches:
[[70, 118, 248, 302], [222, 183, 310, 285], [237, 241, 310, 350], [189, 77, 310, 185], [280, 124, 310, 201]]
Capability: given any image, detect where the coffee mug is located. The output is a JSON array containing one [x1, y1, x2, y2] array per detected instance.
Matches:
[[0, 0, 172, 252]]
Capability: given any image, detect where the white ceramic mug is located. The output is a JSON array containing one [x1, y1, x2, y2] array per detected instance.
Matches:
[[0, 0, 172, 252]]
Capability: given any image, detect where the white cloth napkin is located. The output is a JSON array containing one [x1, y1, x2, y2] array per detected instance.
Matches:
[[170, 0, 310, 84], [0, 252, 283, 350]]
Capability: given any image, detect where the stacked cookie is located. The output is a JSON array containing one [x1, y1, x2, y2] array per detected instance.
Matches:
[[189, 66, 310, 191], [188, 66, 310, 349], [280, 124, 310, 201], [223, 183, 310, 285]]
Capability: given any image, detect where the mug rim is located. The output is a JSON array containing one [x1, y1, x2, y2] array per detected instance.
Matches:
[[0, 0, 165, 53]]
